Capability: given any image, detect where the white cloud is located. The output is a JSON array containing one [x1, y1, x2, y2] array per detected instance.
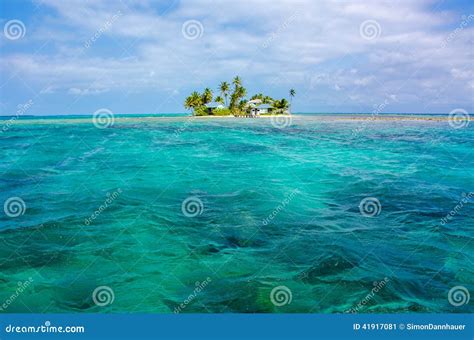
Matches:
[[354, 76, 374, 86], [39, 85, 56, 94], [68, 87, 110, 95], [2, 0, 473, 112]]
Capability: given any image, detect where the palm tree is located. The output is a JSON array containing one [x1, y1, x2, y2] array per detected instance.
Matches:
[[190, 91, 202, 107], [230, 92, 238, 110], [184, 95, 194, 111], [219, 81, 230, 106], [289, 89, 295, 113], [231, 86, 247, 110], [184, 91, 203, 115], [263, 95, 274, 104], [202, 88, 213, 104], [274, 98, 289, 114], [251, 93, 263, 100], [215, 96, 224, 104], [238, 99, 248, 112], [230, 76, 246, 111], [237, 86, 246, 99], [233, 76, 241, 88]]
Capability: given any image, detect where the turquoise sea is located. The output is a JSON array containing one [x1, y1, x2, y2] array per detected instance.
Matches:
[[0, 114, 473, 313]]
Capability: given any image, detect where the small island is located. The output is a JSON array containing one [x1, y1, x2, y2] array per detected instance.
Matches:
[[184, 76, 295, 117]]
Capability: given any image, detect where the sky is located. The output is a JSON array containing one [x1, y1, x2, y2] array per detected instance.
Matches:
[[0, 0, 473, 115]]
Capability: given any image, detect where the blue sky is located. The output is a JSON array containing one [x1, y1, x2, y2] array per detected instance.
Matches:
[[0, 0, 473, 115]]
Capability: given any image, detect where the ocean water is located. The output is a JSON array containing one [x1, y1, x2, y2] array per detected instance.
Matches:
[[0, 115, 473, 313]]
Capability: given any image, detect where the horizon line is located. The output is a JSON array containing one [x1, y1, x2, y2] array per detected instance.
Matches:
[[0, 112, 463, 117]]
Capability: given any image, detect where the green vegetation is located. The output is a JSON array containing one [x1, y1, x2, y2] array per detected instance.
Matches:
[[289, 88, 296, 112], [212, 107, 232, 116], [184, 76, 295, 116], [219, 81, 230, 106], [202, 88, 213, 104], [273, 98, 290, 111]]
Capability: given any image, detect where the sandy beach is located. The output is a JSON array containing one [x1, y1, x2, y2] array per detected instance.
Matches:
[[5, 114, 453, 126]]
